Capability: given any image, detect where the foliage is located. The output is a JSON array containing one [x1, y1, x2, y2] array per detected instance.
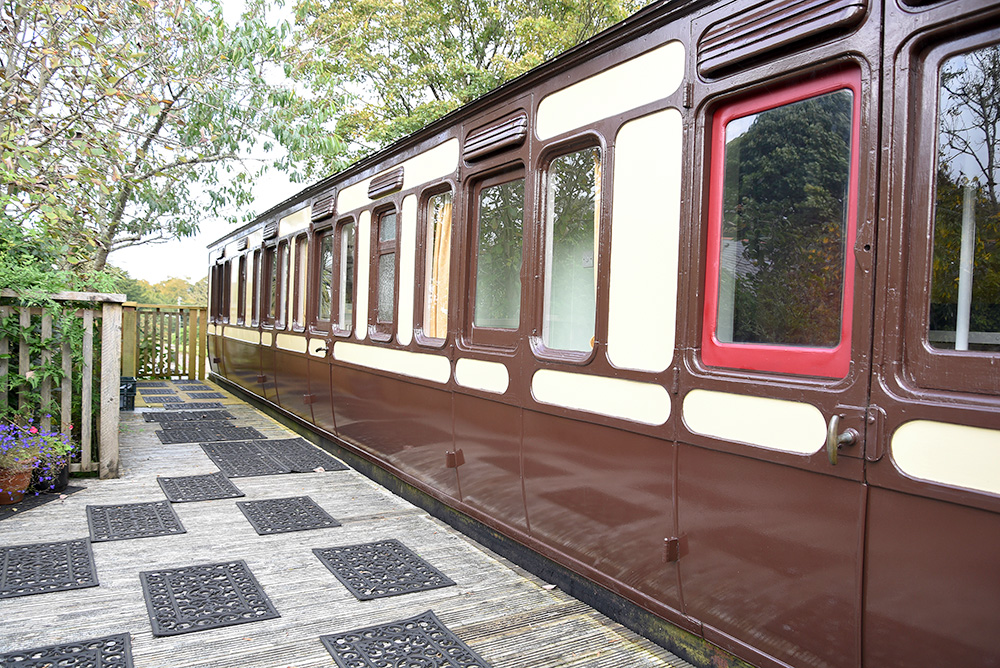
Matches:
[[1, 0, 344, 275], [289, 0, 648, 160], [118, 273, 208, 305]]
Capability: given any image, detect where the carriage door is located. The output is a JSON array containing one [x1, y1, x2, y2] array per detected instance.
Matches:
[[863, 5, 1000, 667], [676, 11, 881, 662]]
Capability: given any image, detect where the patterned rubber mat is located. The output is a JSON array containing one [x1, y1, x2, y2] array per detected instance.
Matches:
[[142, 401, 224, 410], [140, 560, 279, 636], [155, 423, 265, 444], [86, 500, 186, 541], [185, 391, 226, 399], [157, 471, 245, 503], [0, 633, 133, 667], [136, 381, 168, 388], [236, 496, 341, 535], [143, 410, 235, 423], [313, 539, 455, 600], [320, 610, 491, 668], [139, 388, 176, 395], [201, 438, 347, 477], [174, 382, 208, 389], [0, 538, 99, 598]]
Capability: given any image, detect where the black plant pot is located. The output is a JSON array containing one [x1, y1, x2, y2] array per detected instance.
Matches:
[[30, 462, 70, 493]]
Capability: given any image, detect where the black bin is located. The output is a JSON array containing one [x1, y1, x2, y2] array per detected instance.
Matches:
[[119, 376, 137, 411]]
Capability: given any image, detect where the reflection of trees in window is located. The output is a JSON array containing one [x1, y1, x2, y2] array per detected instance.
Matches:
[[424, 192, 453, 340], [544, 148, 600, 352], [376, 212, 396, 325], [339, 223, 355, 331], [267, 246, 278, 320], [931, 45, 1000, 351], [318, 233, 334, 321], [719, 89, 852, 347], [475, 178, 524, 329]]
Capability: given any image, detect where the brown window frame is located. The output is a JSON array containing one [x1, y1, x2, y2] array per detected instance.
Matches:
[[415, 185, 455, 348], [250, 249, 261, 327], [370, 207, 398, 342], [903, 30, 1000, 396], [292, 233, 308, 331], [467, 167, 526, 350], [237, 254, 247, 325]]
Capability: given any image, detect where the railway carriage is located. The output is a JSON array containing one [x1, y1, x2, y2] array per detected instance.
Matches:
[[206, 0, 1000, 666]]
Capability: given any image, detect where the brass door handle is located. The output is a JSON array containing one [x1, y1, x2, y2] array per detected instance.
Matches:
[[826, 414, 859, 466]]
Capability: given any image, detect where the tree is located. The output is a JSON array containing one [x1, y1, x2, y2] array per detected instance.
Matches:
[[289, 0, 648, 160], [1, 0, 344, 278]]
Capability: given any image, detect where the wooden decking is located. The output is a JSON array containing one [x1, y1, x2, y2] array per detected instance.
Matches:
[[0, 380, 695, 668]]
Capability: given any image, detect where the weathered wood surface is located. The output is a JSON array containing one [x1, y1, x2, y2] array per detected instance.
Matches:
[[0, 382, 694, 668]]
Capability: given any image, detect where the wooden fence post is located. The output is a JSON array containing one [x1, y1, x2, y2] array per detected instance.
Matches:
[[121, 303, 137, 378], [100, 301, 122, 479]]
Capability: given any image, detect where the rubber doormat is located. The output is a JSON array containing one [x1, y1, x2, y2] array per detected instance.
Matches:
[[185, 392, 226, 399], [237, 496, 341, 535], [313, 539, 455, 600], [0, 538, 99, 598], [155, 423, 266, 444], [139, 388, 176, 395], [86, 500, 186, 541], [143, 401, 224, 410], [157, 471, 245, 503], [174, 381, 208, 389], [0, 633, 133, 667], [143, 410, 235, 422], [201, 441, 292, 477], [257, 438, 349, 473], [320, 610, 492, 668], [137, 381, 168, 387], [140, 560, 279, 636]]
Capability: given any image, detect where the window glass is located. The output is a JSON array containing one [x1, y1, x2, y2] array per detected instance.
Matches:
[[237, 255, 247, 324], [267, 246, 278, 320], [277, 243, 288, 325], [543, 147, 601, 352], [424, 191, 453, 340], [251, 250, 260, 325], [475, 178, 524, 329], [376, 212, 397, 327], [716, 89, 853, 347], [318, 233, 334, 321], [929, 45, 1000, 353], [339, 222, 356, 331], [294, 236, 308, 327]]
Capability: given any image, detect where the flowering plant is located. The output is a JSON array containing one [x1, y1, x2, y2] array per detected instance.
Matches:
[[0, 422, 73, 473]]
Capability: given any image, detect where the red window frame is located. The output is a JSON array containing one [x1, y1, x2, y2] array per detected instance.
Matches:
[[701, 67, 862, 378]]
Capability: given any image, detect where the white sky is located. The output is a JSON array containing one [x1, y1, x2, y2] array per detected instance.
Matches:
[[111, 0, 297, 284]]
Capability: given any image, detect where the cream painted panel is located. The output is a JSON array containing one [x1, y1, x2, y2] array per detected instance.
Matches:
[[532, 370, 670, 425], [247, 229, 263, 248], [223, 327, 260, 345], [276, 332, 308, 353], [536, 42, 685, 140], [260, 331, 273, 347], [402, 138, 459, 188], [334, 341, 450, 384], [228, 262, 239, 323], [892, 421, 1000, 495], [225, 240, 241, 258], [397, 195, 417, 346], [278, 206, 311, 238], [455, 358, 509, 394], [309, 339, 329, 358], [607, 109, 682, 373], [683, 389, 826, 454], [336, 139, 461, 215], [209, 324, 218, 336], [355, 211, 371, 340]]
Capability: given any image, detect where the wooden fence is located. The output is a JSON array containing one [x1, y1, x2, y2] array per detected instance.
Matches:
[[121, 304, 207, 380], [0, 290, 124, 478]]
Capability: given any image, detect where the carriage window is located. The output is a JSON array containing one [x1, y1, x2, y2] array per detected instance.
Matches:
[[375, 211, 397, 329], [277, 241, 288, 327], [703, 69, 860, 378], [929, 45, 1000, 353], [224, 260, 233, 323], [266, 245, 278, 322], [251, 250, 260, 326], [424, 191, 453, 341], [543, 147, 601, 353], [318, 232, 334, 322], [237, 255, 247, 325], [474, 176, 524, 330], [293, 234, 308, 328], [339, 222, 356, 332]]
